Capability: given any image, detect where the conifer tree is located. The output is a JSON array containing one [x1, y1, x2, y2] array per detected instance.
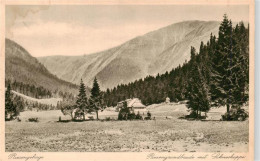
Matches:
[[75, 79, 88, 119], [210, 14, 232, 112], [5, 83, 18, 120], [186, 48, 210, 118], [190, 46, 196, 60], [210, 14, 248, 115], [232, 22, 249, 104], [91, 77, 100, 98], [89, 77, 105, 120], [13, 96, 25, 112]]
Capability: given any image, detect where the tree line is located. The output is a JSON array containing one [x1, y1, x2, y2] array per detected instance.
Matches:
[[5, 82, 60, 120], [103, 14, 249, 119], [5, 79, 77, 101], [5, 79, 52, 99]]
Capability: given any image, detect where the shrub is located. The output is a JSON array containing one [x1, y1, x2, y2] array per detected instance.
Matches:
[[73, 108, 85, 121], [136, 112, 142, 120], [147, 111, 151, 118], [221, 108, 248, 121], [186, 111, 197, 118], [105, 117, 111, 121], [61, 105, 76, 120], [88, 116, 94, 120], [128, 113, 136, 120], [118, 101, 130, 120], [145, 117, 151, 120], [143, 111, 152, 120], [28, 117, 38, 122], [118, 112, 123, 120]]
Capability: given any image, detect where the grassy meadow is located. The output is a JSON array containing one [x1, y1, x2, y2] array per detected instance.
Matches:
[[5, 103, 249, 152]]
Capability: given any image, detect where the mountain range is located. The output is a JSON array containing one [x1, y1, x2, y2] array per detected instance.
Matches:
[[5, 38, 79, 95], [38, 20, 220, 89]]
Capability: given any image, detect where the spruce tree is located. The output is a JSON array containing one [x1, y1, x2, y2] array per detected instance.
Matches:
[[89, 77, 105, 120], [75, 79, 88, 119], [210, 14, 248, 114], [232, 22, 249, 104], [5, 83, 17, 120], [210, 14, 232, 112], [91, 77, 100, 98], [186, 48, 210, 118]]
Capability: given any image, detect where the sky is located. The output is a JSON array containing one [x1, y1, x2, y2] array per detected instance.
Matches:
[[6, 5, 249, 57]]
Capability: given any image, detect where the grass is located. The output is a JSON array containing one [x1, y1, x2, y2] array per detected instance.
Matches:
[[5, 103, 249, 152]]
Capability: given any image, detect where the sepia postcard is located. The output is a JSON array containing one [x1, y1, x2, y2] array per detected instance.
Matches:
[[0, 0, 255, 161]]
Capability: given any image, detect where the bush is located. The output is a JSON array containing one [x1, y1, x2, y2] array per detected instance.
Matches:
[[118, 101, 130, 120], [147, 111, 151, 118], [73, 109, 85, 121], [88, 116, 94, 120], [186, 111, 197, 118], [136, 112, 142, 120], [128, 113, 136, 120], [144, 117, 151, 120], [118, 111, 126, 120], [144, 111, 152, 120], [61, 105, 76, 120], [105, 117, 111, 121], [28, 117, 38, 122], [221, 108, 248, 121]]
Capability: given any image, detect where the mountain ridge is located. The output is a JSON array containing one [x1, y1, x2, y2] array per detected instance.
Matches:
[[38, 20, 220, 89], [5, 38, 79, 96]]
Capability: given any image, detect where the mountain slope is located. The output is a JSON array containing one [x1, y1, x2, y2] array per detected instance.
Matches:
[[5, 38, 79, 95], [38, 20, 220, 89], [11, 89, 62, 106]]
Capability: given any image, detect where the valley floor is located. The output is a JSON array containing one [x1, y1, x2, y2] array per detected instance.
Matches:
[[5, 103, 249, 152]]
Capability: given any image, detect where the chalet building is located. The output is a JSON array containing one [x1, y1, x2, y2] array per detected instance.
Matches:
[[116, 98, 147, 114]]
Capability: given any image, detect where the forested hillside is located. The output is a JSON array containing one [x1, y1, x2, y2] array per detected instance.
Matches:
[[103, 15, 249, 109], [5, 80, 52, 99], [5, 38, 80, 98]]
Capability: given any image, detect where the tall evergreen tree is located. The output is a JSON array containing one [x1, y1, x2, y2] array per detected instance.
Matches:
[[190, 46, 196, 60], [89, 77, 105, 120], [91, 77, 101, 98], [210, 14, 248, 114], [232, 22, 249, 104], [186, 48, 210, 118], [5, 83, 18, 120], [75, 79, 88, 119], [210, 14, 232, 112]]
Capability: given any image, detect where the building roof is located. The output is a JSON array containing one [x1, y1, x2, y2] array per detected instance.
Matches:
[[127, 98, 146, 108]]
